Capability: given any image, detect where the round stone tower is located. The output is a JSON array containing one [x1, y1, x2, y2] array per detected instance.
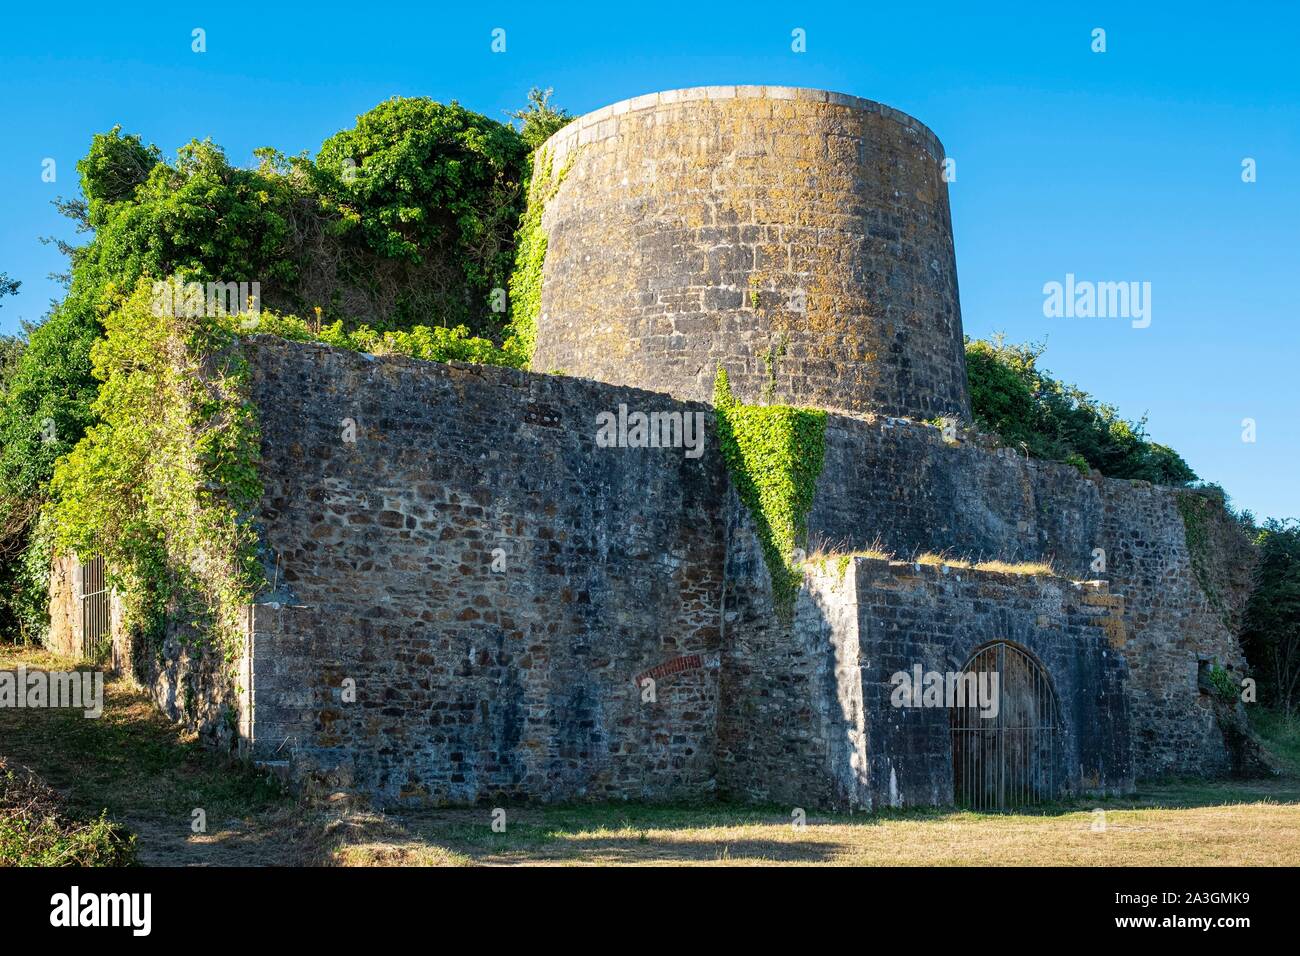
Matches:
[[528, 86, 970, 421]]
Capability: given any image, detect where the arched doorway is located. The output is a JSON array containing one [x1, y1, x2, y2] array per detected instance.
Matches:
[[950, 641, 1061, 811]]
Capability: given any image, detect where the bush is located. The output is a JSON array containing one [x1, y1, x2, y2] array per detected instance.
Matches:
[[966, 336, 1197, 485], [0, 758, 137, 866], [1242, 520, 1300, 714]]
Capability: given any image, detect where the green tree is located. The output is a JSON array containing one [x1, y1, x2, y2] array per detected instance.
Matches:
[[1242, 520, 1300, 714], [0, 273, 22, 390], [509, 88, 573, 150], [317, 96, 530, 332], [965, 336, 1197, 485]]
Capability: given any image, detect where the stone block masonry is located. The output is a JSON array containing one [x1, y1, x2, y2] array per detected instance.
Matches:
[[214, 339, 1244, 804], [52, 336, 1253, 805], [531, 86, 970, 422], [240, 338, 730, 803], [717, 557, 1132, 810], [802, 415, 1250, 778]]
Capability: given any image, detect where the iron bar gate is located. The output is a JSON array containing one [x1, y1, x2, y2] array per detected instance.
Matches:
[[79, 555, 111, 661], [950, 641, 1060, 811]]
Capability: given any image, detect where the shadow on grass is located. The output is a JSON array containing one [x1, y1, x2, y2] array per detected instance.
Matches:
[[0, 645, 295, 865], [6, 644, 1298, 866]]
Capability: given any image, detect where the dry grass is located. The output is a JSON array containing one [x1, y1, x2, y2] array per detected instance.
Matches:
[[806, 545, 1055, 578], [350, 782, 1300, 866], [4, 644, 1298, 866], [912, 552, 1056, 576]]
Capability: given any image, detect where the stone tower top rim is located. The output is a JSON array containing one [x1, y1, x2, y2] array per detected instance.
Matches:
[[537, 85, 946, 161]]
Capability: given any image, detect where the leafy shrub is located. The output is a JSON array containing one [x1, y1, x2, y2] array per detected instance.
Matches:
[[1242, 520, 1300, 714], [316, 96, 530, 331], [0, 758, 137, 866], [966, 336, 1197, 485], [508, 87, 574, 149]]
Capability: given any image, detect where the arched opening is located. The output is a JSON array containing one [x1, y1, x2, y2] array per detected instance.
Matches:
[[949, 641, 1061, 811]]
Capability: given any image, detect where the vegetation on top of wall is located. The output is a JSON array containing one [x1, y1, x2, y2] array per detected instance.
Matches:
[[714, 366, 827, 619], [49, 280, 265, 663], [241, 310, 526, 368], [40, 100, 534, 340], [966, 336, 1197, 485], [314, 97, 529, 332], [0, 90, 566, 645], [507, 87, 574, 150], [805, 545, 1056, 580]]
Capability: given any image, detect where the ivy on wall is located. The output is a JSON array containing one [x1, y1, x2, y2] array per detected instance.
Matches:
[[49, 280, 265, 664], [713, 366, 827, 619], [505, 146, 576, 363], [47, 276, 532, 664], [1175, 491, 1231, 628]]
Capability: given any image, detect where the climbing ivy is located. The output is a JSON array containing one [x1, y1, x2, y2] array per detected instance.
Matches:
[[505, 146, 575, 362], [1176, 492, 1229, 625], [50, 280, 264, 664], [713, 366, 827, 619], [47, 275, 531, 664]]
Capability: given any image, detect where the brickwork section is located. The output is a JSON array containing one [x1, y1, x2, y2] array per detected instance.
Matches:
[[531, 86, 970, 421], [851, 560, 1132, 808], [49, 338, 1252, 803]]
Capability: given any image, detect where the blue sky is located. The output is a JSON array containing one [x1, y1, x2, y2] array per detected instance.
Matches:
[[1, 2, 1296, 519]]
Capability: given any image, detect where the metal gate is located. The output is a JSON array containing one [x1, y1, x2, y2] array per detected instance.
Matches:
[[79, 555, 111, 661], [950, 641, 1060, 811]]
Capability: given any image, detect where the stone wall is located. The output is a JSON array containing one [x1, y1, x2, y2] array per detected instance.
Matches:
[[853, 559, 1132, 807], [48, 337, 1252, 801], [717, 557, 1133, 810], [240, 337, 729, 804], [531, 86, 969, 422], [804, 414, 1251, 778], [45, 553, 238, 747], [45, 554, 79, 659]]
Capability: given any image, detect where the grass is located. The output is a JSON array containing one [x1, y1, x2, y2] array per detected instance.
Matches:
[[0, 644, 309, 865], [343, 780, 1300, 866], [3, 644, 1299, 866], [806, 544, 1056, 578], [0, 758, 137, 866]]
